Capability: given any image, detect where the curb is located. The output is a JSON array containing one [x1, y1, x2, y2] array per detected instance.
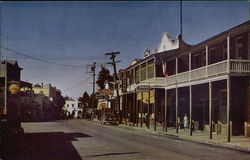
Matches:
[[118, 123, 250, 152], [88, 120, 250, 152]]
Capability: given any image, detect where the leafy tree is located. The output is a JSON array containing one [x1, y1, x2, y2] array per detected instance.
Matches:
[[96, 65, 113, 89], [78, 91, 90, 108], [53, 90, 65, 119]]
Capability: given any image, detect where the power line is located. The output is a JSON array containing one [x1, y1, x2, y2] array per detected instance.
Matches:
[[0, 46, 84, 68], [62, 75, 92, 92]]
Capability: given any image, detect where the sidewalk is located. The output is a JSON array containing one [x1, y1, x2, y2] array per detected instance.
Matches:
[[116, 122, 250, 152]]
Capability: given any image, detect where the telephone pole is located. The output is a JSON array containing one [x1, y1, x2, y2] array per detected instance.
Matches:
[[105, 52, 121, 123], [87, 62, 96, 119]]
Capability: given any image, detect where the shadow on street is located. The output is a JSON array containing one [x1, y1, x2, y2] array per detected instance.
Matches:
[[0, 132, 91, 160]]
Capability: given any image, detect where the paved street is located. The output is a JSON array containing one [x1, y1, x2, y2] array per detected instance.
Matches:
[[1, 119, 249, 160]]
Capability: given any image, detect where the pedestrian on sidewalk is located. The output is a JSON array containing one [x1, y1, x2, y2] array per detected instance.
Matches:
[[183, 113, 188, 131]]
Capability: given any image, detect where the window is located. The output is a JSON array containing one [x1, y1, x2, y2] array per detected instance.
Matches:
[[135, 66, 140, 83], [222, 42, 227, 60], [193, 54, 201, 69], [72, 104, 74, 107], [235, 36, 243, 59], [201, 50, 206, 66], [130, 69, 134, 84], [209, 47, 216, 64], [141, 63, 146, 81], [192, 50, 206, 69], [147, 59, 155, 79]]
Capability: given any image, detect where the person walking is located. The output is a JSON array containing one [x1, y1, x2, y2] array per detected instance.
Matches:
[[184, 113, 188, 131]]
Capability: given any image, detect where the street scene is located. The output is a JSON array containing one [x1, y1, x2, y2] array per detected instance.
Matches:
[[1, 119, 250, 160], [0, 1, 250, 160]]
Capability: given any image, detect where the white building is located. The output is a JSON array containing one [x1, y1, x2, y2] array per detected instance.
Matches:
[[64, 99, 83, 118]]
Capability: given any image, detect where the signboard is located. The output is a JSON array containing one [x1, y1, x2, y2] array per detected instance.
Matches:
[[96, 94, 109, 99], [136, 85, 150, 92], [98, 89, 114, 95], [9, 83, 20, 95], [119, 69, 127, 93]]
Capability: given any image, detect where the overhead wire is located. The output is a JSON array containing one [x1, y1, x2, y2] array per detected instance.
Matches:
[[62, 74, 92, 92], [0, 45, 84, 68]]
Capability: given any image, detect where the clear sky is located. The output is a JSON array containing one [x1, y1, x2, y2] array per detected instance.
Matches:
[[0, 1, 249, 99]]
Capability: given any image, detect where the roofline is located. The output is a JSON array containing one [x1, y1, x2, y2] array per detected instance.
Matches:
[[125, 20, 250, 69], [189, 20, 250, 53]]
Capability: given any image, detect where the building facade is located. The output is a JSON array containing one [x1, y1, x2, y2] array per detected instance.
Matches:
[[121, 20, 250, 140], [33, 83, 57, 101], [63, 98, 83, 118]]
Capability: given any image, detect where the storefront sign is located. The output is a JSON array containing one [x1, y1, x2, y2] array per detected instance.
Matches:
[[136, 85, 150, 92], [96, 94, 109, 99]]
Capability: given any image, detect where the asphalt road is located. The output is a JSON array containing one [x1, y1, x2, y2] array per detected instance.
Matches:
[[0, 119, 249, 160]]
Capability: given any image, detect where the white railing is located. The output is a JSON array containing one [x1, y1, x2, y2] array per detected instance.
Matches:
[[190, 66, 206, 80], [166, 75, 177, 86], [126, 59, 250, 88], [177, 71, 189, 83], [208, 60, 227, 76], [230, 59, 250, 72]]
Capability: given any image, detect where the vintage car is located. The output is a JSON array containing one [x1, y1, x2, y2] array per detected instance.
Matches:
[[100, 113, 117, 125]]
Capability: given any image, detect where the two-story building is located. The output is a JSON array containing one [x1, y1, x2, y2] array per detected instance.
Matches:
[[122, 20, 250, 141], [0, 60, 32, 116], [64, 98, 83, 118]]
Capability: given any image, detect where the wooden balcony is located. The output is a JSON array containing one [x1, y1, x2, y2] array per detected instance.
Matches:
[[127, 59, 250, 89], [230, 59, 250, 72], [165, 59, 250, 86]]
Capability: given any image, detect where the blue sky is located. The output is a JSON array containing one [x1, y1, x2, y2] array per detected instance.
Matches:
[[0, 1, 249, 98]]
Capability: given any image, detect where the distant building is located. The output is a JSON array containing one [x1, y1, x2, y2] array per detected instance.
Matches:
[[63, 98, 82, 118], [0, 60, 32, 116], [33, 83, 57, 101]]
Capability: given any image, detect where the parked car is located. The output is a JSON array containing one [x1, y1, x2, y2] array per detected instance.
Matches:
[[101, 113, 117, 125]]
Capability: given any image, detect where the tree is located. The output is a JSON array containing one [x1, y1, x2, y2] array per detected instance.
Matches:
[[78, 91, 90, 108], [96, 65, 113, 89], [53, 90, 65, 119]]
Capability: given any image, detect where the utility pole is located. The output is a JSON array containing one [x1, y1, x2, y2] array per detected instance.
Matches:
[[87, 62, 96, 119], [105, 52, 121, 123], [180, 0, 183, 36], [3, 37, 8, 116]]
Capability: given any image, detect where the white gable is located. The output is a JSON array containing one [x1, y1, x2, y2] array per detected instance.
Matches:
[[157, 32, 179, 53]]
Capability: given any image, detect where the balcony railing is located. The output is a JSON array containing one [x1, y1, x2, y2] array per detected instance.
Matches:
[[230, 59, 250, 72], [208, 60, 227, 76], [190, 66, 207, 80], [128, 59, 250, 88]]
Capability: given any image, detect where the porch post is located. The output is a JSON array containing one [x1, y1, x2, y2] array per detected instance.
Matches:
[[132, 93, 134, 125], [227, 76, 231, 142], [206, 45, 208, 76], [189, 85, 192, 136], [136, 91, 138, 127], [134, 92, 136, 126], [148, 86, 150, 129], [125, 93, 127, 125], [141, 92, 143, 128], [227, 35, 230, 73], [189, 52, 191, 81], [209, 82, 212, 139], [154, 88, 156, 131], [164, 89, 168, 132], [176, 57, 179, 133]]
